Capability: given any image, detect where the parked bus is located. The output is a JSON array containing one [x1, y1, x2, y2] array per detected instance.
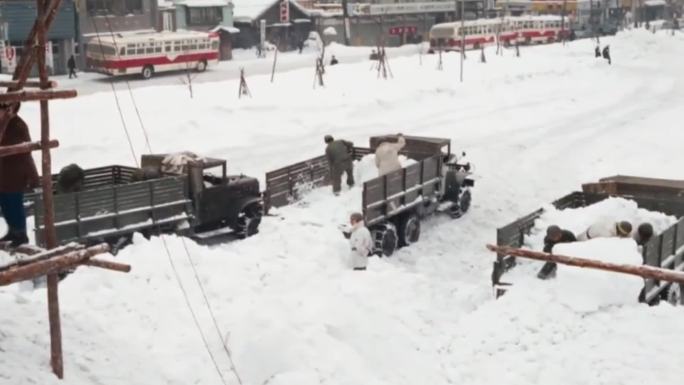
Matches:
[[429, 15, 566, 52], [86, 31, 220, 79]]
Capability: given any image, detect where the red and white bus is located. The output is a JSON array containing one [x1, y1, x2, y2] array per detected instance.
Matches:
[[86, 31, 220, 79], [429, 15, 566, 52]]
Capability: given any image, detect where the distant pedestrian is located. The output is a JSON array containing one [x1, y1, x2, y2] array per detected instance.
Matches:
[[0, 103, 40, 247], [602, 45, 611, 65], [298, 40, 304, 54], [67, 54, 77, 78], [348, 212, 372, 270], [330, 55, 339, 66], [594, 45, 601, 58], [324, 135, 355, 195], [370, 49, 379, 60], [374, 134, 406, 176], [537, 225, 577, 279]]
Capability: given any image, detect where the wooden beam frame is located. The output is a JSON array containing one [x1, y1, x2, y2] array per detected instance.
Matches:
[[0, 90, 77, 104], [0, 139, 59, 158], [0, 80, 58, 89]]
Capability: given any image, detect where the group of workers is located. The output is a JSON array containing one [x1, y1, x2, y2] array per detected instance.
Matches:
[[324, 133, 407, 270], [538, 220, 654, 279]]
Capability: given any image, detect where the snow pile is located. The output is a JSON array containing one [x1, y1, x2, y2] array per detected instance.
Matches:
[[547, 238, 644, 312], [524, 197, 677, 249]]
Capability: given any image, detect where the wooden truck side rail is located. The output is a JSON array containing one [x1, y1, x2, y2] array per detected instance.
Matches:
[[263, 147, 370, 211], [362, 154, 442, 226], [34, 168, 192, 247]]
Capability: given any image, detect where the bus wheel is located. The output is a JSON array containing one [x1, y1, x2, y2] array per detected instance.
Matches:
[[196, 60, 207, 72], [141, 65, 154, 79]]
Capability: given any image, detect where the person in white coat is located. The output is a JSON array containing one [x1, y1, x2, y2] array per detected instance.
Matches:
[[577, 220, 632, 241], [348, 212, 373, 271], [375, 134, 406, 176]]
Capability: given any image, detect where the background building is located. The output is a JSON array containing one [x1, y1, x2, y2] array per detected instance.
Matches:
[[0, 0, 76, 75]]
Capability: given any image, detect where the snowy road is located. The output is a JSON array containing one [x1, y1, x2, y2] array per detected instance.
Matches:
[[14, 43, 425, 97], [1, 30, 684, 385]]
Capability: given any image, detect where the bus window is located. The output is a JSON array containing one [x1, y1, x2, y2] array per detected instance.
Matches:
[[174, 41, 181, 51], [190, 40, 198, 50], [146, 45, 154, 54], [119, 47, 125, 56], [154, 44, 162, 53], [136, 45, 145, 55], [211, 41, 219, 50]]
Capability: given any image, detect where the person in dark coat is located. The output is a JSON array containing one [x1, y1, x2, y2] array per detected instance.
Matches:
[[537, 225, 577, 279], [602, 45, 611, 65], [330, 55, 339, 66], [633, 222, 654, 247], [67, 54, 77, 78], [324, 135, 354, 195], [0, 103, 40, 247], [594, 45, 601, 58]]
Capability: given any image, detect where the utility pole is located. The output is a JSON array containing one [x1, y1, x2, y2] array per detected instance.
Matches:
[[561, 0, 568, 45], [460, 0, 465, 83], [341, 0, 351, 45]]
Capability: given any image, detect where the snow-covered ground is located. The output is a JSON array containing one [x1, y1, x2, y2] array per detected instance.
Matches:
[[2, 29, 684, 384]]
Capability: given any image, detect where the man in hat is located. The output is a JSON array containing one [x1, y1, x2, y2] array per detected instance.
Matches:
[[633, 222, 654, 247], [324, 135, 354, 195], [0, 103, 40, 247], [577, 220, 632, 241], [537, 225, 577, 279]]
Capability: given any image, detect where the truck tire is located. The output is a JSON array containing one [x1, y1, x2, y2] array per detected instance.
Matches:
[[236, 203, 262, 239], [373, 224, 398, 257], [449, 189, 472, 219], [398, 213, 420, 247]]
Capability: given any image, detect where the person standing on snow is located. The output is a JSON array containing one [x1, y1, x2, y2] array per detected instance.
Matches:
[[324, 135, 355, 195], [348, 212, 372, 271], [594, 45, 601, 57], [602, 45, 611, 65], [577, 220, 632, 241], [330, 55, 339, 66], [0, 103, 40, 247], [374, 134, 406, 176], [67, 54, 77, 78], [537, 225, 577, 279]]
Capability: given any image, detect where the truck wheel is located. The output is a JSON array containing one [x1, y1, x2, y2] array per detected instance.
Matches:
[[665, 284, 682, 305], [142, 65, 154, 79], [236, 203, 262, 239], [373, 224, 398, 257], [398, 213, 420, 247], [449, 189, 472, 219]]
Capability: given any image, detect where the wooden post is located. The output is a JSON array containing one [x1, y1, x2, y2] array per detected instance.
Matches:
[[486, 244, 684, 285], [35, 0, 63, 378]]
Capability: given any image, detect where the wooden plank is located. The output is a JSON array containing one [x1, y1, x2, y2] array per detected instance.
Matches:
[[0, 80, 58, 88], [0, 89, 77, 103], [0, 139, 59, 158]]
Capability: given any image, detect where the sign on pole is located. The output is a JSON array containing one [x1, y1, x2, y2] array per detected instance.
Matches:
[[279, 0, 290, 23], [1, 42, 17, 73]]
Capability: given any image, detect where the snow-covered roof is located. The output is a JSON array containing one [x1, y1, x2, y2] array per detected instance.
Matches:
[[158, 0, 176, 9], [644, 0, 666, 6], [175, 0, 231, 6], [211, 25, 241, 33], [233, 0, 312, 23]]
